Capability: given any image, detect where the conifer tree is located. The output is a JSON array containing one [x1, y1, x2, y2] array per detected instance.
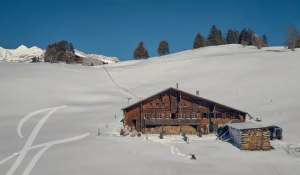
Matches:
[[157, 40, 170, 56], [226, 29, 239, 44], [207, 25, 225, 45], [239, 28, 255, 45], [133, 42, 149, 59], [193, 33, 206, 49]]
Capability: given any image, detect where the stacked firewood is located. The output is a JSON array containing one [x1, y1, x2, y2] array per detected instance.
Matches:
[[240, 129, 272, 150], [144, 126, 197, 134]]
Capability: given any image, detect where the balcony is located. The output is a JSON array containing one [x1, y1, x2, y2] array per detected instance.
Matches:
[[144, 118, 200, 126]]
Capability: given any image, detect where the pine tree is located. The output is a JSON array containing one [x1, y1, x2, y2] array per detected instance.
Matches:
[[193, 33, 206, 49], [226, 29, 239, 44], [133, 42, 149, 59], [207, 25, 225, 46], [239, 28, 255, 45], [157, 40, 170, 56]]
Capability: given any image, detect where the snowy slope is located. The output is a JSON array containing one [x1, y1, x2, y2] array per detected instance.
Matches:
[[0, 44, 300, 175], [75, 49, 119, 64]]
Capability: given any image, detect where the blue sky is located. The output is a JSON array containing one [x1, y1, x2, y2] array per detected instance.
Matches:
[[0, 0, 299, 60]]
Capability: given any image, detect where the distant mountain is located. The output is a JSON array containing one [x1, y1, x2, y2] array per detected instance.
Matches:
[[0, 45, 119, 64], [0, 45, 43, 62]]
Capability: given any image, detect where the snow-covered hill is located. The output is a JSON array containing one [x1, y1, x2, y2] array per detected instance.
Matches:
[[0, 44, 299, 175], [75, 49, 119, 64], [0, 45, 119, 64]]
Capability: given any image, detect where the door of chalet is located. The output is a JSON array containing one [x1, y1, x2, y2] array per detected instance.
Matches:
[[170, 95, 178, 118]]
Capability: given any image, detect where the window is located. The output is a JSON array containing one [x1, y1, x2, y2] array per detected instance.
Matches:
[[171, 113, 176, 119], [202, 112, 208, 118], [151, 113, 155, 118], [178, 113, 182, 119], [191, 113, 196, 118], [144, 113, 148, 118]]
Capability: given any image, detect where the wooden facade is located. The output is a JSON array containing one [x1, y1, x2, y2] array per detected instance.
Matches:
[[122, 87, 247, 135]]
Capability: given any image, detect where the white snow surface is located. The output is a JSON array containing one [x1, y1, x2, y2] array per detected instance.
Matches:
[[0, 44, 300, 175]]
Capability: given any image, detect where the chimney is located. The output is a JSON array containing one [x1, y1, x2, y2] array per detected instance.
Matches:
[[176, 83, 179, 89], [196, 90, 199, 96]]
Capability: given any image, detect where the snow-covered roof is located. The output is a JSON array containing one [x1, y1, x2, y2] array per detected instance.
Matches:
[[227, 122, 266, 130]]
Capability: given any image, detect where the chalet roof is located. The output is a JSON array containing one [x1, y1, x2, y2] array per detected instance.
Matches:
[[122, 87, 247, 115], [227, 122, 265, 130]]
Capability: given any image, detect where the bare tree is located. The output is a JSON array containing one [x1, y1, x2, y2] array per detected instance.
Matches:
[[254, 36, 264, 49], [287, 25, 300, 51], [253, 34, 268, 49]]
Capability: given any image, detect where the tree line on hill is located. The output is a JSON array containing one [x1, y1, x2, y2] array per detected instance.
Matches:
[[133, 25, 300, 59], [44, 40, 77, 63], [41, 25, 300, 63]]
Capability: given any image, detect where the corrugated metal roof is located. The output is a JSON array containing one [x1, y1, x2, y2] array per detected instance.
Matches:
[[227, 122, 266, 130]]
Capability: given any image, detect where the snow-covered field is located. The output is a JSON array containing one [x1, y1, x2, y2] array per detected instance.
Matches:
[[0, 44, 300, 175]]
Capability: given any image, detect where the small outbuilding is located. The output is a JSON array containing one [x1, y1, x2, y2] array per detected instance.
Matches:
[[267, 125, 283, 140], [226, 122, 272, 150]]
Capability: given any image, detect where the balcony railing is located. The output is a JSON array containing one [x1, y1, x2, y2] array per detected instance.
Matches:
[[144, 118, 200, 126]]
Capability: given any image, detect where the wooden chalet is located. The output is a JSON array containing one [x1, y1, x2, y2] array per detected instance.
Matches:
[[122, 87, 247, 135]]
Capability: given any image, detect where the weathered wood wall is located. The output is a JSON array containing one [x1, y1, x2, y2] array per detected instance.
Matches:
[[124, 89, 246, 134]]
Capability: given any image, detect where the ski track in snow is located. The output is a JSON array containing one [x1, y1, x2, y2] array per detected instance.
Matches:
[[102, 65, 139, 99], [0, 133, 91, 165], [145, 136, 191, 159], [17, 106, 67, 138], [0, 105, 91, 175]]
